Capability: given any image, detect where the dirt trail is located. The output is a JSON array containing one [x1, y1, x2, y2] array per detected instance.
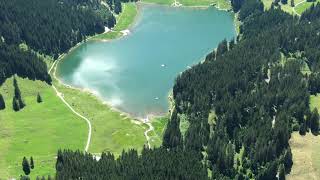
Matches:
[[49, 60, 92, 152], [144, 120, 154, 148]]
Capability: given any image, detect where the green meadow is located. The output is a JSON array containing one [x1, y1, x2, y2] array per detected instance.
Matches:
[[149, 116, 169, 147], [0, 77, 87, 179], [294, 0, 320, 15], [52, 77, 147, 155]]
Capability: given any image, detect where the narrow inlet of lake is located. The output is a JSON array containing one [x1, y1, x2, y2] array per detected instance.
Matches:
[[57, 4, 236, 118]]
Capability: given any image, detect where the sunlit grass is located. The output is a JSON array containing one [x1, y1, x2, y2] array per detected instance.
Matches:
[[0, 77, 87, 179]]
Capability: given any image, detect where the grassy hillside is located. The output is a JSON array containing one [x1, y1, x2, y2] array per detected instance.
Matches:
[[0, 77, 87, 179], [52, 77, 147, 155], [0, 66, 147, 179], [262, 0, 305, 14], [262, 0, 320, 15], [149, 116, 168, 147], [0, 3, 151, 178], [294, 0, 320, 15]]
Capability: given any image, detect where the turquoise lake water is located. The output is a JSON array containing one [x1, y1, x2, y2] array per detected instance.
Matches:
[[57, 4, 235, 118]]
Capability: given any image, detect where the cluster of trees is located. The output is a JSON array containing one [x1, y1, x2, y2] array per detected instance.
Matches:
[[0, 0, 117, 85], [106, 0, 138, 14], [299, 108, 320, 135], [12, 77, 25, 111], [0, 40, 51, 86], [167, 4, 320, 179], [45, 1, 320, 179], [22, 157, 34, 176], [0, 0, 116, 57], [238, 0, 264, 21], [55, 148, 206, 179], [231, 0, 245, 12], [106, 0, 122, 14]]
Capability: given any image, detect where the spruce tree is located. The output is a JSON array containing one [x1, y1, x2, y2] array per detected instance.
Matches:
[[279, 163, 286, 180], [114, 0, 122, 14], [299, 120, 306, 135], [13, 77, 25, 109], [13, 97, 20, 112], [310, 108, 319, 134], [284, 147, 293, 173], [0, 93, 5, 110], [229, 39, 235, 50], [37, 93, 42, 103], [22, 157, 31, 175], [30, 156, 34, 169], [13, 77, 20, 98]]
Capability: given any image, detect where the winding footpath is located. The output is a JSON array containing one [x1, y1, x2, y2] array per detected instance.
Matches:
[[144, 119, 154, 149], [48, 60, 92, 152], [49, 59, 154, 152]]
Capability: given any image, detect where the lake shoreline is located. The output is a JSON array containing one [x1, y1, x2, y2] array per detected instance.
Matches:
[[53, 57, 167, 122], [54, 1, 236, 121], [53, 3, 167, 121]]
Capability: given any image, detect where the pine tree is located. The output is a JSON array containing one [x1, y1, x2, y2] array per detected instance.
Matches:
[[37, 93, 42, 103], [310, 108, 319, 134], [114, 0, 122, 14], [13, 77, 25, 109], [30, 156, 34, 169], [0, 93, 5, 110], [13, 77, 20, 98], [279, 163, 286, 180], [108, 14, 116, 28], [229, 39, 235, 50], [284, 147, 293, 173], [299, 120, 306, 135], [13, 97, 20, 112], [281, 0, 288, 4], [22, 157, 31, 175]]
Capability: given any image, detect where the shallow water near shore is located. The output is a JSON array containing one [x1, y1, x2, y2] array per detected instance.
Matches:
[[57, 4, 235, 118]]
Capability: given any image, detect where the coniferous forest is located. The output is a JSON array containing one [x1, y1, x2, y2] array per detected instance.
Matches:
[[0, 0, 117, 85], [53, 1, 320, 180]]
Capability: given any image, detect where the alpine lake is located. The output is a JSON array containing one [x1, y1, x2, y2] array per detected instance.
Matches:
[[57, 4, 236, 118]]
